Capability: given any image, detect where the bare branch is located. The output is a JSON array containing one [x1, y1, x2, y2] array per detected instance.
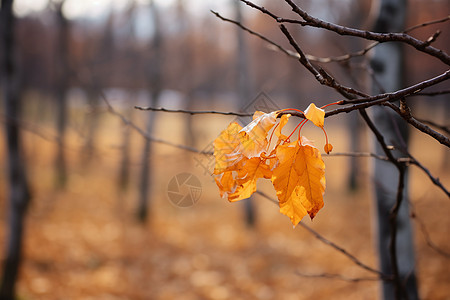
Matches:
[[281, 0, 450, 65], [212, 10, 378, 64], [295, 271, 381, 282], [254, 191, 389, 279], [410, 208, 450, 259], [340, 70, 450, 105], [414, 89, 450, 97], [325, 151, 389, 161], [279, 24, 368, 99], [211, 10, 295, 59], [100, 93, 211, 155], [134, 105, 253, 117], [384, 102, 450, 147], [400, 147, 450, 197], [413, 118, 450, 134], [404, 15, 450, 33]]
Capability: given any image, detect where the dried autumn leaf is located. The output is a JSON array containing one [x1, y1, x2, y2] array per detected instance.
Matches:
[[213, 122, 243, 174], [304, 103, 325, 128], [271, 137, 326, 226], [238, 111, 278, 158], [227, 157, 272, 201], [214, 156, 272, 202], [275, 113, 291, 140]]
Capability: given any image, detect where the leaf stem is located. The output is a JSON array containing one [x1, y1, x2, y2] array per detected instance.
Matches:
[[268, 122, 280, 148], [285, 119, 306, 143], [320, 101, 343, 109], [279, 108, 305, 115], [298, 119, 308, 140], [322, 127, 329, 147]]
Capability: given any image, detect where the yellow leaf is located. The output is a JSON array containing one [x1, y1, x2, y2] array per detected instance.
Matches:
[[304, 103, 325, 128], [215, 157, 272, 202], [213, 122, 243, 174], [275, 113, 291, 140], [214, 171, 234, 198], [271, 137, 326, 226], [239, 111, 278, 158]]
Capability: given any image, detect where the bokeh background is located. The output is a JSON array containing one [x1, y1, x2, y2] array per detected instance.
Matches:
[[0, 0, 449, 299]]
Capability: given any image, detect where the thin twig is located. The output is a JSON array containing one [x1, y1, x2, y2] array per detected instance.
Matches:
[[212, 10, 378, 64], [413, 118, 449, 134], [280, 0, 450, 65], [401, 147, 450, 197], [414, 89, 450, 97], [325, 151, 389, 161], [100, 92, 211, 155], [340, 70, 450, 105], [295, 271, 381, 282], [410, 207, 450, 258], [404, 15, 450, 33], [254, 190, 389, 279], [134, 105, 253, 117], [384, 102, 450, 147], [279, 24, 368, 99]]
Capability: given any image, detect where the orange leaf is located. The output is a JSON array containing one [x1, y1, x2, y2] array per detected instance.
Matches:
[[271, 137, 326, 226], [275, 113, 291, 140], [213, 122, 243, 174], [215, 157, 272, 202], [238, 111, 278, 158], [304, 103, 325, 128]]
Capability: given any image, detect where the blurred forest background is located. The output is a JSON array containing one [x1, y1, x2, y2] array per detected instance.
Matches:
[[0, 0, 449, 299]]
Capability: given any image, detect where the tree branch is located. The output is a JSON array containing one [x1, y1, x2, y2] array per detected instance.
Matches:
[[134, 105, 253, 117], [281, 0, 450, 65], [295, 271, 381, 282], [212, 10, 378, 64], [101, 93, 210, 155], [384, 101, 450, 147], [279, 24, 368, 99], [410, 207, 450, 259], [255, 190, 389, 279], [413, 117, 449, 134]]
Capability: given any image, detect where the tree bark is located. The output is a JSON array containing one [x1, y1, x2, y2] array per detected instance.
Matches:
[[0, 0, 31, 299], [54, 0, 69, 189], [137, 0, 162, 222], [370, 0, 418, 299], [235, 0, 255, 227]]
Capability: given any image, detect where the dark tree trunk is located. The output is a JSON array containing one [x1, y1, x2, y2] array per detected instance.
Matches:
[[370, 0, 419, 299], [137, 0, 162, 222], [176, 0, 197, 149], [118, 100, 133, 192], [54, 1, 69, 189], [0, 1, 31, 299], [235, 0, 255, 227]]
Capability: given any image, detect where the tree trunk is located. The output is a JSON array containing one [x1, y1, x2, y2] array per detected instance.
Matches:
[[118, 97, 133, 192], [370, 0, 419, 299], [54, 1, 69, 189], [0, 0, 31, 299], [176, 0, 197, 148], [137, 0, 162, 222], [235, 0, 255, 227]]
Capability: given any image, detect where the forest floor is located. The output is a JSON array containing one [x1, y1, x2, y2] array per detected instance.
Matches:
[[0, 110, 449, 300]]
